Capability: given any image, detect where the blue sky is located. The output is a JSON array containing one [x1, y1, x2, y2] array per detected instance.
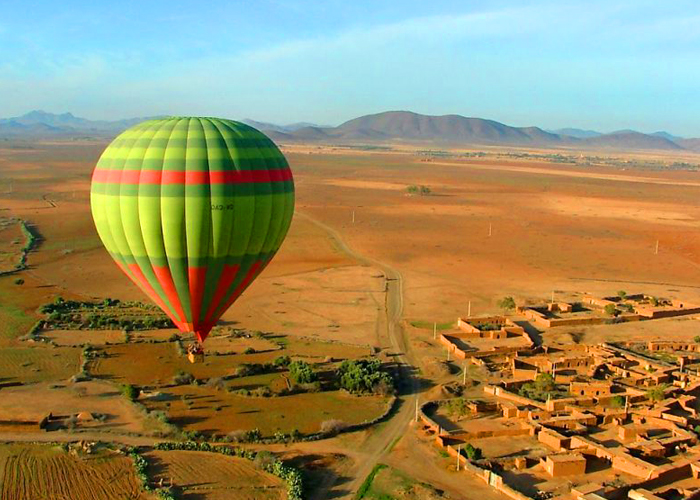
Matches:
[[1, 0, 699, 135]]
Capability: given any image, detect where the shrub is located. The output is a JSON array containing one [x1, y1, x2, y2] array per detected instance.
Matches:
[[246, 428, 262, 442], [336, 359, 394, 395], [610, 395, 626, 408], [273, 355, 291, 367], [617, 290, 627, 299], [497, 296, 516, 311], [465, 443, 482, 460], [120, 384, 140, 401], [320, 419, 347, 436], [226, 430, 248, 443], [14, 278, 24, 285], [694, 336, 700, 344], [243, 347, 256, 354], [519, 373, 557, 402], [646, 384, 667, 402], [289, 360, 317, 384], [604, 303, 617, 316], [254, 450, 277, 469], [206, 377, 225, 390], [172, 370, 195, 385]]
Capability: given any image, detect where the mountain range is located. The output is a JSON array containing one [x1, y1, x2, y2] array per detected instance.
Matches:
[[1, 110, 698, 152]]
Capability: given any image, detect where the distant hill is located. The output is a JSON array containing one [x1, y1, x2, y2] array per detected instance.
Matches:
[[1, 110, 696, 152], [241, 119, 327, 133], [265, 110, 692, 151], [581, 131, 682, 151], [266, 111, 566, 146], [551, 128, 602, 139], [678, 138, 700, 152], [650, 131, 684, 142], [0, 111, 162, 138]]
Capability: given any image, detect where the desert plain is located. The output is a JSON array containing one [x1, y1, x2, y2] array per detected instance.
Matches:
[[1, 139, 700, 499]]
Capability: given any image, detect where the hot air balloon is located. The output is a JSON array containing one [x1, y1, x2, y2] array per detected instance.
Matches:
[[90, 117, 294, 360]]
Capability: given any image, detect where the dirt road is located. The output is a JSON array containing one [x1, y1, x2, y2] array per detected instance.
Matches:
[[296, 211, 420, 499]]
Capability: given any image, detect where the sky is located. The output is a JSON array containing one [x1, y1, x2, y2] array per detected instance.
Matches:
[[1, 0, 699, 136]]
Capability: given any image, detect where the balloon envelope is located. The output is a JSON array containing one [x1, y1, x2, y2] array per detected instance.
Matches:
[[90, 117, 294, 342]]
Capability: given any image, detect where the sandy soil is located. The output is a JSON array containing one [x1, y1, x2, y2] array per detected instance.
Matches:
[[4, 140, 700, 498], [0, 380, 156, 434]]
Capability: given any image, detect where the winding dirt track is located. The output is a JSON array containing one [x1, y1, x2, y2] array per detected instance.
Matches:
[[296, 211, 419, 499]]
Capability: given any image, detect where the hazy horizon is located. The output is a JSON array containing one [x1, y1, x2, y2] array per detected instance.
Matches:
[[2, 0, 699, 135]]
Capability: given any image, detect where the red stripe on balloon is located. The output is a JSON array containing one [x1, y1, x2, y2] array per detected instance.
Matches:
[[208, 260, 267, 328], [187, 266, 208, 334], [201, 264, 241, 327], [92, 168, 292, 185], [152, 265, 188, 324], [121, 262, 185, 331]]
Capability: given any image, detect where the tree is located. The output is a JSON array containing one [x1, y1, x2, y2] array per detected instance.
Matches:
[[694, 336, 700, 344], [336, 359, 394, 395], [120, 384, 140, 401], [604, 304, 617, 316], [419, 185, 431, 195], [519, 373, 557, 402], [617, 290, 627, 299], [288, 360, 317, 384], [610, 395, 626, 408], [14, 278, 24, 285], [465, 443, 483, 460], [406, 185, 419, 194], [646, 384, 667, 402], [497, 296, 516, 311], [273, 355, 291, 367]]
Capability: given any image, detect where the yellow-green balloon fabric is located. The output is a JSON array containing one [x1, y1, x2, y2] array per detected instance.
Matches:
[[90, 117, 294, 342]]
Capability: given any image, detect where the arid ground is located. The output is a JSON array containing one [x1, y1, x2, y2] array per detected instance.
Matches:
[[2, 139, 700, 499]]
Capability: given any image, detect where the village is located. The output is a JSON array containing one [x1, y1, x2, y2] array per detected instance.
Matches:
[[418, 292, 700, 500]]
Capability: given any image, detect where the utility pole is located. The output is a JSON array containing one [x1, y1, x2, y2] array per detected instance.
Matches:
[[433, 322, 437, 340], [468, 301, 472, 317], [457, 444, 462, 471], [463, 363, 467, 385], [352, 210, 355, 224], [655, 240, 659, 255], [551, 290, 555, 305], [488, 222, 492, 237], [447, 347, 451, 362]]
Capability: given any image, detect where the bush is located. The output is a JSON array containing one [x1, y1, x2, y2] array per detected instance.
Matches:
[[254, 450, 276, 469], [289, 360, 317, 384], [617, 290, 627, 299], [519, 373, 557, 402], [465, 443, 482, 460], [172, 370, 195, 385], [694, 336, 700, 344], [120, 384, 140, 401], [206, 377, 225, 390], [336, 359, 394, 395], [227, 430, 248, 443], [273, 355, 291, 367], [497, 296, 516, 311], [14, 278, 24, 285], [320, 419, 347, 436], [646, 385, 667, 402], [610, 395, 626, 408], [243, 347, 256, 354], [604, 303, 617, 316]]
